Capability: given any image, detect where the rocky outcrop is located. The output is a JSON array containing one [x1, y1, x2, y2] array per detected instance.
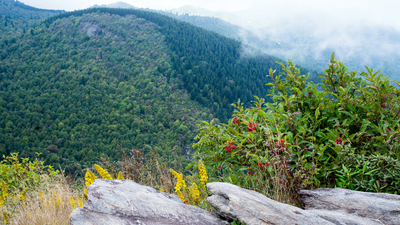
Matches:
[[300, 188, 400, 225], [70, 179, 400, 225], [70, 179, 227, 225], [207, 182, 391, 225], [79, 22, 112, 37], [79, 22, 100, 36]]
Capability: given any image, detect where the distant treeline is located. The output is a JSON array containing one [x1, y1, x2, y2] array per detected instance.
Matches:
[[14, 1, 64, 14]]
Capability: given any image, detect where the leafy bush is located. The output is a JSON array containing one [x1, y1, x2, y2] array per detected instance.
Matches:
[[193, 53, 400, 206], [0, 153, 59, 193], [336, 146, 400, 193], [0, 153, 61, 223]]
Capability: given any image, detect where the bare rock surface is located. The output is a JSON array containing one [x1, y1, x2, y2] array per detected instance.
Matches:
[[70, 179, 227, 225], [207, 182, 383, 225], [78, 22, 104, 36], [300, 188, 400, 225]]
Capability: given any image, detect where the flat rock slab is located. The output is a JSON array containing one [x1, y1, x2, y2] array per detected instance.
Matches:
[[207, 182, 382, 225], [70, 179, 227, 225], [300, 188, 400, 225]]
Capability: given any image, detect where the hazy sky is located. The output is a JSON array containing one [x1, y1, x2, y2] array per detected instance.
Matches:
[[18, 0, 400, 29]]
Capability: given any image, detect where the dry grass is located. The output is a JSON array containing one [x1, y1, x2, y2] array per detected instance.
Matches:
[[6, 176, 78, 225], [243, 167, 295, 206], [100, 149, 177, 194]]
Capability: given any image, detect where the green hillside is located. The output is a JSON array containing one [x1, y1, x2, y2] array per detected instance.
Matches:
[[47, 8, 320, 120], [0, 7, 317, 175], [0, 11, 213, 174], [0, 0, 64, 42]]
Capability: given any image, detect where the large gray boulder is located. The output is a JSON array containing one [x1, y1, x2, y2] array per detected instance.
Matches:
[[70, 179, 227, 225], [207, 182, 383, 225], [300, 188, 400, 225]]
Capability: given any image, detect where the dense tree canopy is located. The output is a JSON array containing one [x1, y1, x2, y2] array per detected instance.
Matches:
[[0, 12, 212, 175], [43, 8, 317, 121]]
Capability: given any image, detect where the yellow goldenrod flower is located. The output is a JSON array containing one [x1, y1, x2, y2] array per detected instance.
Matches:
[[198, 160, 208, 185], [40, 191, 45, 201], [190, 183, 200, 200], [117, 171, 124, 180], [0, 197, 4, 207], [1, 181, 8, 198], [176, 190, 184, 202], [70, 197, 76, 210], [170, 169, 186, 202], [170, 169, 186, 191], [94, 164, 113, 180], [85, 169, 98, 187], [3, 212, 9, 224], [159, 187, 164, 192], [78, 197, 83, 207], [18, 188, 28, 201]]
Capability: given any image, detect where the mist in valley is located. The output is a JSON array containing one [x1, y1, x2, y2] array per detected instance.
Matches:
[[169, 0, 400, 79]]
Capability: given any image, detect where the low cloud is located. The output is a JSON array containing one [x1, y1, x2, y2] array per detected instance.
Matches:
[[236, 11, 400, 77]]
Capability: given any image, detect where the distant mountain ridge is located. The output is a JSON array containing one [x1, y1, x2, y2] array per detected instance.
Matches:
[[0, 0, 64, 41], [90, 2, 136, 9], [169, 5, 217, 17]]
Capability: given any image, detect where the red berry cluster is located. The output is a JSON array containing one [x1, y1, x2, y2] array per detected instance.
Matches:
[[275, 139, 286, 150], [257, 161, 270, 170], [224, 143, 235, 152], [247, 122, 257, 131], [335, 137, 342, 145], [232, 117, 239, 124], [276, 139, 285, 146], [247, 167, 254, 176]]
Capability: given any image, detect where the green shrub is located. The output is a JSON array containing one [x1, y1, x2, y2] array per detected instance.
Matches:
[[0, 152, 60, 223], [0, 153, 59, 193], [336, 146, 400, 193], [193, 53, 400, 206]]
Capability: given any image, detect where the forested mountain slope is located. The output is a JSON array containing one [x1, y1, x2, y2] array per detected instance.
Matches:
[[44, 8, 315, 121], [0, 8, 316, 174], [0, 11, 212, 174], [0, 0, 64, 42], [90, 2, 282, 74]]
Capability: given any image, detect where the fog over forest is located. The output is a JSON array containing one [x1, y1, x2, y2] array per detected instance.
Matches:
[[169, 3, 400, 79]]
